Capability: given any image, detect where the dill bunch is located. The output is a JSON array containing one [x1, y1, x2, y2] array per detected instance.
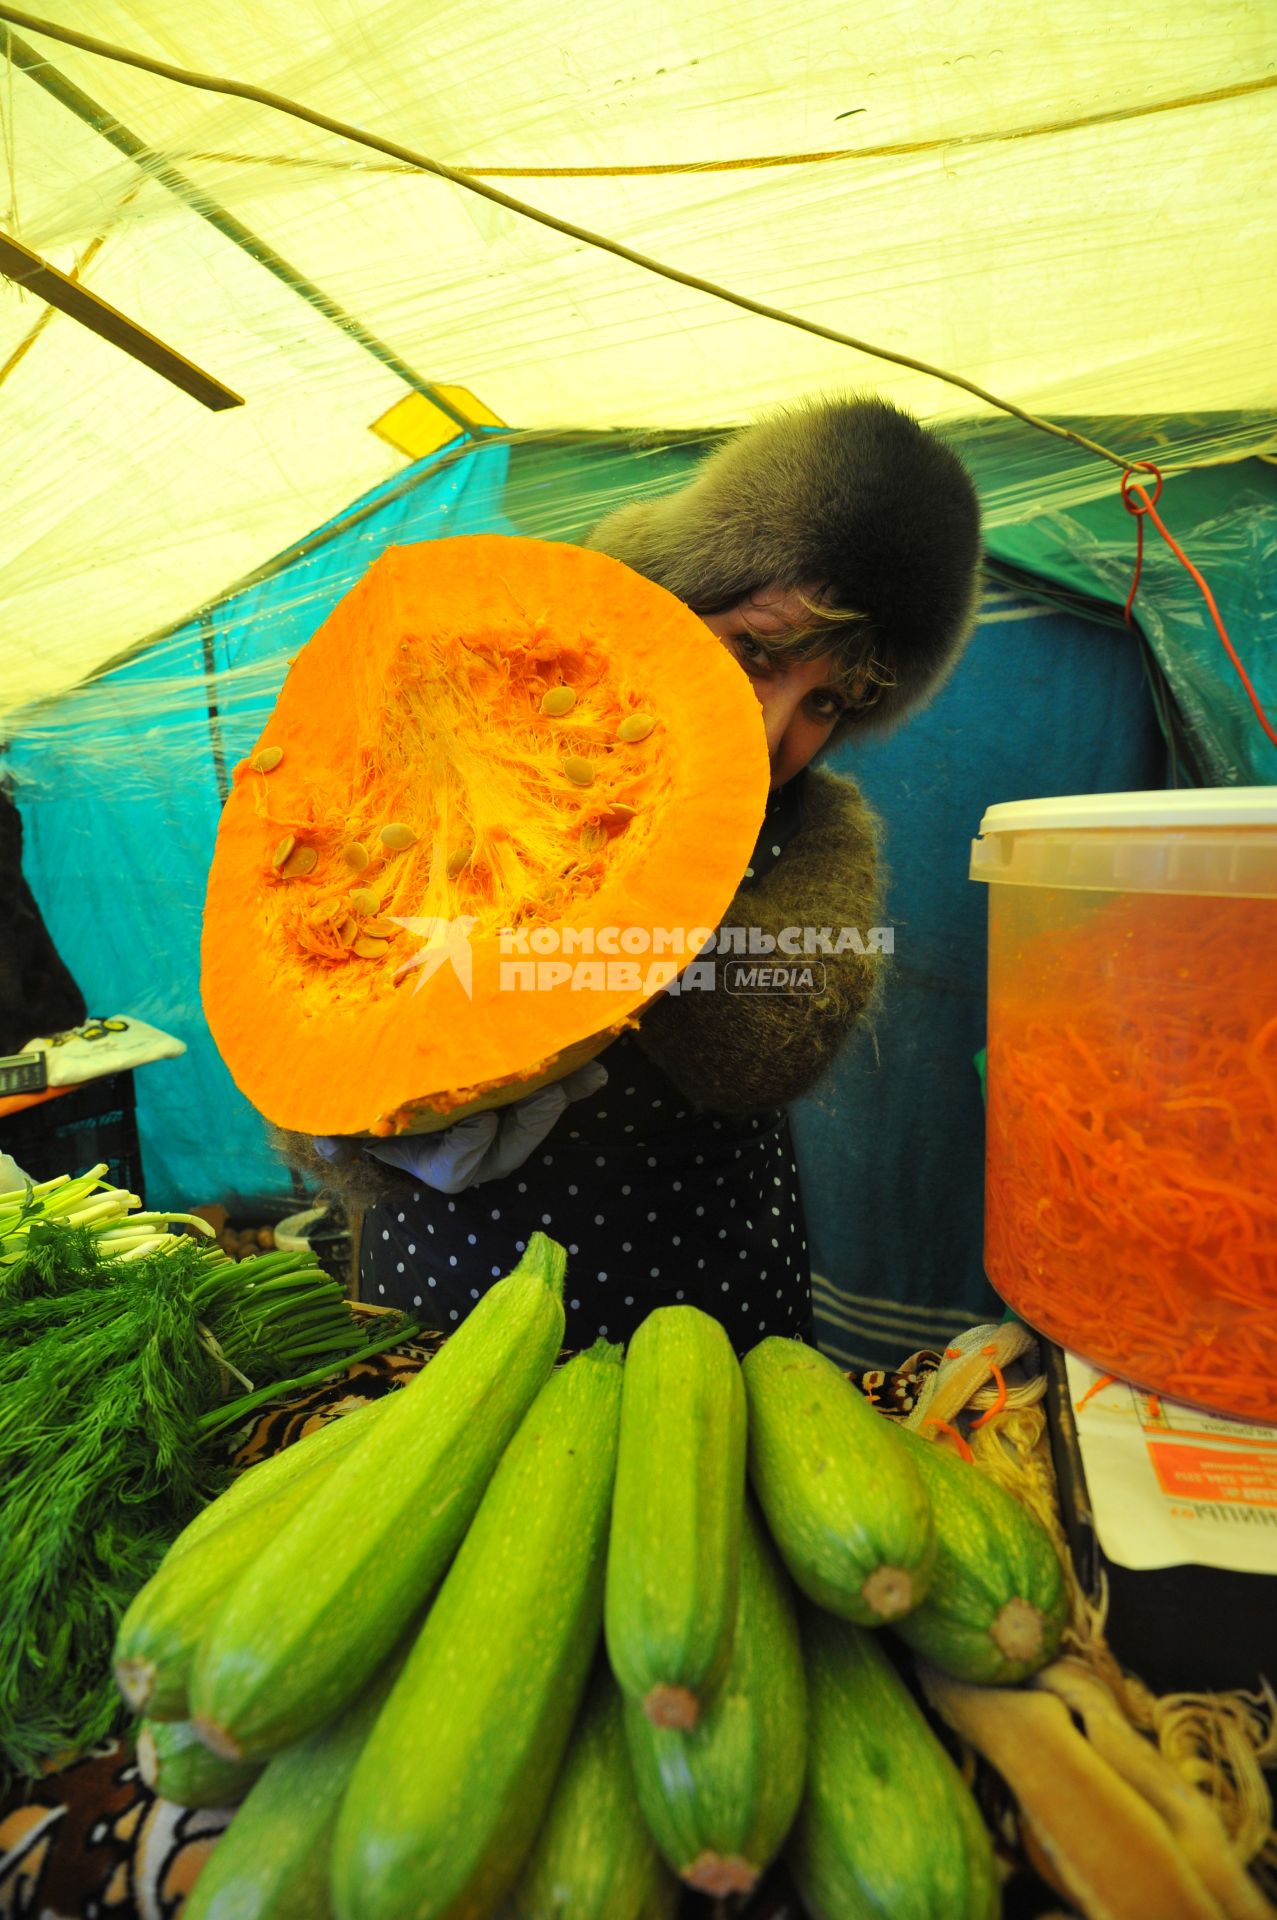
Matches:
[[0, 1200, 406, 1779]]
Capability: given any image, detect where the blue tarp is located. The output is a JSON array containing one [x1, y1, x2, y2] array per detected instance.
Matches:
[[7, 436, 514, 1206], [800, 585, 1167, 1369], [6, 434, 1170, 1373]]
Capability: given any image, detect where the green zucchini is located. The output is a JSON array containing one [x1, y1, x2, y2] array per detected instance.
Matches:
[[181, 1655, 401, 1920], [787, 1609, 999, 1920], [741, 1338, 934, 1625], [890, 1425, 1067, 1684], [191, 1235, 566, 1762], [114, 1410, 384, 1720], [331, 1339, 625, 1920], [623, 1498, 807, 1896], [605, 1305, 746, 1728], [171, 1397, 388, 1561], [508, 1663, 679, 1920], [135, 1717, 264, 1808]]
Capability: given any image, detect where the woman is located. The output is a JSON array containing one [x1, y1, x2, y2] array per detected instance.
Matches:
[[304, 395, 982, 1351]]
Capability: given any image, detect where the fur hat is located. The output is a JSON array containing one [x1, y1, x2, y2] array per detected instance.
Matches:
[[586, 395, 983, 734]]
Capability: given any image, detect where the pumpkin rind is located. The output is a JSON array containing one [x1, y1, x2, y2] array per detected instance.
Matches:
[[201, 535, 769, 1135]]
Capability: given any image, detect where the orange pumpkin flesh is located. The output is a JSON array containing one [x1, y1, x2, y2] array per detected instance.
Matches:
[[201, 536, 770, 1137]]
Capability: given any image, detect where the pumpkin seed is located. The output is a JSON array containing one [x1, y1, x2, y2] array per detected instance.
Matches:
[[380, 822, 417, 851], [337, 917, 358, 947], [616, 712, 655, 743], [348, 888, 380, 916], [250, 746, 284, 773], [561, 756, 595, 787], [608, 803, 638, 822], [539, 686, 576, 717], [580, 823, 607, 854], [279, 844, 317, 879], [342, 841, 369, 871], [361, 917, 400, 939], [353, 936, 390, 959], [271, 834, 296, 871], [446, 846, 473, 878]]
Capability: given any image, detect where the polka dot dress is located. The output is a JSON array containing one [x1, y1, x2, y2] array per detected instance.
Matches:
[[359, 777, 815, 1354], [360, 1031, 813, 1352]]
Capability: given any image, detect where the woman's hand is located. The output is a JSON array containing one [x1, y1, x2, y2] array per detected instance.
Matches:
[[312, 1060, 608, 1195]]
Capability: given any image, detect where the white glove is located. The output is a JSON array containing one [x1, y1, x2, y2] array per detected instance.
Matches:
[[312, 1061, 608, 1195]]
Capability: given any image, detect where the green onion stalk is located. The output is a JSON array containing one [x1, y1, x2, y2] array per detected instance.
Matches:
[[0, 1166, 417, 1778]]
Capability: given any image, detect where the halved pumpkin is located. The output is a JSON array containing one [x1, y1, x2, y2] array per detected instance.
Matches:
[[201, 536, 769, 1137]]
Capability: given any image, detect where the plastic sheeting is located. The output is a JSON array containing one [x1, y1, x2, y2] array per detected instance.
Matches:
[[3, 434, 517, 1204], [986, 456, 1277, 787], [801, 582, 1168, 1371], [2, 5, 1273, 1370], [2, 0, 1276, 715], [3, 423, 1186, 1370]]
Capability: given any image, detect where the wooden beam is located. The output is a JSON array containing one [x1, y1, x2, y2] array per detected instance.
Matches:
[[5, 30, 471, 431], [0, 229, 243, 410]]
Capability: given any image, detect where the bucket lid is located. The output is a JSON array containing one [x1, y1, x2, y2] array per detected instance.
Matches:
[[977, 787, 1277, 835]]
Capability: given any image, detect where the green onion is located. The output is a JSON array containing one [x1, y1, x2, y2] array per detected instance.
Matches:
[[198, 1319, 420, 1437], [0, 1167, 413, 1779]]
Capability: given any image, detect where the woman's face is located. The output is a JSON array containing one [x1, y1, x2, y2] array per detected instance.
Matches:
[[699, 585, 849, 789]]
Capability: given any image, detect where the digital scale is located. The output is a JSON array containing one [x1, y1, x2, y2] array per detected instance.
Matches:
[[0, 1052, 48, 1098]]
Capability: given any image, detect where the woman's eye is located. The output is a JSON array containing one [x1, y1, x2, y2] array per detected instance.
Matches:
[[734, 634, 769, 668], [808, 692, 847, 724]]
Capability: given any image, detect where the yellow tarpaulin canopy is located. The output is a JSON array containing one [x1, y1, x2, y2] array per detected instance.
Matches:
[[1, 0, 1275, 716]]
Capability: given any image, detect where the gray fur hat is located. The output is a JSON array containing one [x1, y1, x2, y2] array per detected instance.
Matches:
[[586, 395, 983, 733]]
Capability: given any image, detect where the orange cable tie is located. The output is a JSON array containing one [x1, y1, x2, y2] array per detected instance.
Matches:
[[970, 1344, 1009, 1429], [923, 1416, 975, 1462]]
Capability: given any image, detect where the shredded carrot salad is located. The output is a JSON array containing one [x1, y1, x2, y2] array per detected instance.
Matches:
[[985, 890, 1277, 1423]]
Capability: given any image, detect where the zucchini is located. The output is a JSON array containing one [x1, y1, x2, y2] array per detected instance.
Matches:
[[890, 1425, 1067, 1684], [135, 1717, 264, 1808], [787, 1609, 999, 1920], [605, 1305, 746, 1728], [331, 1340, 625, 1920], [181, 1656, 401, 1920], [509, 1663, 679, 1920], [171, 1398, 388, 1561], [623, 1498, 806, 1896], [741, 1338, 934, 1624], [191, 1235, 566, 1762], [115, 1410, 383, 1720]]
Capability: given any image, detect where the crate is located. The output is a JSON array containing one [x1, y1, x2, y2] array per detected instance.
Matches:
[[0, 1070, 145, 1201]]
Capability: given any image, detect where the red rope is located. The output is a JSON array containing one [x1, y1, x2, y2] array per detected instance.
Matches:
[[1121, 462, 1277, 751]]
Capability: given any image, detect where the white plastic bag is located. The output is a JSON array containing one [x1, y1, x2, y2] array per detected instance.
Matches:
[[22, 1015, 186, 1088]]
